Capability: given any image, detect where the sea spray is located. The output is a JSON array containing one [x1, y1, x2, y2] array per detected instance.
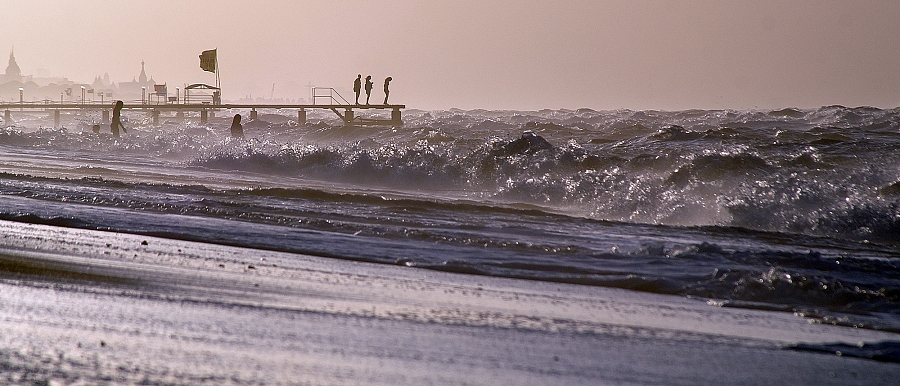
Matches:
[[1, 106, 898, 331]]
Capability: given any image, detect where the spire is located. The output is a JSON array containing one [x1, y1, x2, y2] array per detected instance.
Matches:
[[138, 60, 147, 84], [6, 48, 21, 78]]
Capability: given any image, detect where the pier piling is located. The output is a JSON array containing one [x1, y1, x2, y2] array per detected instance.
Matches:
[[344, 108, 354, 126]]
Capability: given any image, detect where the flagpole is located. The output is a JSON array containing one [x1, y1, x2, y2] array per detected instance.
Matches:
[[215, 49, 220, 97], [199, 49, 221, 104]]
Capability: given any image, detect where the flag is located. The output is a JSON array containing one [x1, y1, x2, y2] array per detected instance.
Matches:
[[199, 49, 217, 73]]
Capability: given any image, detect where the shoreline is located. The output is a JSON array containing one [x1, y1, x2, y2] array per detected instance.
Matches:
[[0, 219, 898, 384]]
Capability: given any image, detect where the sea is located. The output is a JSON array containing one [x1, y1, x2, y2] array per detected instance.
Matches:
[[1, 105, 898, 333]]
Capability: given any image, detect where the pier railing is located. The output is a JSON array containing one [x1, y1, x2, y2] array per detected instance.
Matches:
[[311, 87, 350, 106]]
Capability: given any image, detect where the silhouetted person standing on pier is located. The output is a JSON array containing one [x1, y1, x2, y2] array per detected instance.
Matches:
[[364, 75, 373, 105], [230, 114, 244, 138], [353, 74, 362, 105], [110, 100, 127, 137], [383, 77, 392, 105]]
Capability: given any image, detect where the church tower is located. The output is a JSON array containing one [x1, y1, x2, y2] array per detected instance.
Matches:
[[138, 60, 147, 84], [5, 48, 21, 82]]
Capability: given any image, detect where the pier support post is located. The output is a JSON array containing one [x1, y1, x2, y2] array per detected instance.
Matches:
[[102, 110, 109, 124], [391, 108, 402, 125], [3, 110, 10, 126], [298, 108, 306, 125], [152, 110, 160, 125], [54, 110, 60, 127], [200, 109, 208, 124], [344, 108, 354, 127], [250, 109, 257, 120], [175, 111, 184, 122], [210, 110, 215, 119]]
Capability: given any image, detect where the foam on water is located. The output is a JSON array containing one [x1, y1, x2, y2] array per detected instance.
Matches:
[[3, 106, 899, 245], [1, 106, 898, 332], [180, 108, 900, 245]]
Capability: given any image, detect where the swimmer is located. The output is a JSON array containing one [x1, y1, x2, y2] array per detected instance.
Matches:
[[110, 101, 127, 137], [230, 114, 244, 137]]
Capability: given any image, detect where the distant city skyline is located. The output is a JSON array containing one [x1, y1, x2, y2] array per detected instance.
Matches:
[[0, 49, 162, 103], [2, 1, 899, 110], [0, 51, 294, 104]]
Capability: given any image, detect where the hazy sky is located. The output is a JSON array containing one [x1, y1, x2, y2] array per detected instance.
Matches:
[[2, 1, 899, 110]]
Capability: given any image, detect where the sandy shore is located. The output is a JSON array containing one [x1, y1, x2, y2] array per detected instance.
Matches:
[[0, 220, 897, 385]]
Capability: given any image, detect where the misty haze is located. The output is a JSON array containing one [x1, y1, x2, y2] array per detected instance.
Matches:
[[0, 2, 898, 385]]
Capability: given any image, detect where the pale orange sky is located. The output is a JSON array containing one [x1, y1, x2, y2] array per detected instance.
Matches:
[[2, 0, 898, 110]]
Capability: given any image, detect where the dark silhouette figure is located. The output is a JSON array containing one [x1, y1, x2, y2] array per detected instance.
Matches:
[[353, 74, 362, 105], [492, 131, 553, 158], [230, 114, 244, 137], [383, 77, 392, 105], [110, 101, 127, 137], [364, 75, 373, 105], [509, 131, 552, 153]]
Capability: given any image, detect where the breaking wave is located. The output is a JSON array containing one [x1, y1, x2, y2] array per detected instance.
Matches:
[[2, 105, 899, 331]]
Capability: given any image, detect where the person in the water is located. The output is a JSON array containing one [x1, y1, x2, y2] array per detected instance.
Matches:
[[110, 101, 127, 137], [230, 114, 244, 137], [382, 76, 392, 105], [364, 75, 373, 105]]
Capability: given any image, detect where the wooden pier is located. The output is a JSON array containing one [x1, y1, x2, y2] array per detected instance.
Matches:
[[0, 102, 405, 127]]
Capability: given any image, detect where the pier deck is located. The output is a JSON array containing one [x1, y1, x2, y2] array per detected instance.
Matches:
[[0, 102, 406, 127]]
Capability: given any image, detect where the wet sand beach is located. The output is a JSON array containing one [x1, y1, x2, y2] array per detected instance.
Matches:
[[0, 220, 897, 385]]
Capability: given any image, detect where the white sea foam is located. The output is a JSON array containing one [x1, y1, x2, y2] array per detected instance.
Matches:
[[1, 106, 898, 331]]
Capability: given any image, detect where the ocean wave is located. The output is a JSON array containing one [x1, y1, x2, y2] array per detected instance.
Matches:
[[3, 106, 900, 242], [5, 105, 900, 337], [785, 341, 900, 363], [178, 118, 900, 247], [2, 166, 898, 332]]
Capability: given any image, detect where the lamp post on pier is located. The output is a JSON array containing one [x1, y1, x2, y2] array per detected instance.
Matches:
[[18, 88, 23, 104], [142, 87, 146, 105], [81, 86, 85, 105]]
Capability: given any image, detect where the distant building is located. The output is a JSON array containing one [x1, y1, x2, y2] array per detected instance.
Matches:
[[0, 49, 70, 102], [1, 49, 22, 84], [0, 52, 160, 103], [0, 49, 36, 101], [117, 60, 157, 101]]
